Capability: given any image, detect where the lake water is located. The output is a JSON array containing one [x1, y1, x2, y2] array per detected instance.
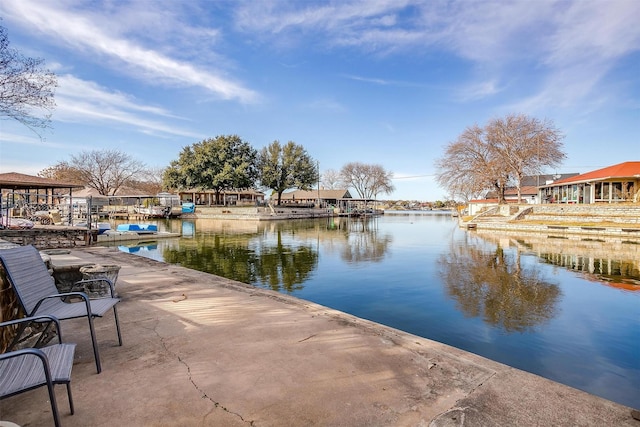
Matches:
[[107, 212, 640, 408]]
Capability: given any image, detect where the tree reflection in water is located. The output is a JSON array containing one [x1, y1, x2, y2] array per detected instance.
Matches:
[[439, 236, 561, 332], [160, 217, 392, 293], [337, 218, 392, 263], [163, 230, 318, 293]]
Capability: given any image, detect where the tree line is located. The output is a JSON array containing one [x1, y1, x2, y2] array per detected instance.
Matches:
[[39, 136, 396, 205]]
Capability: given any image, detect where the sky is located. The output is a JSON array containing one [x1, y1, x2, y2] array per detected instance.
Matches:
[[0, 0, 639, 201]]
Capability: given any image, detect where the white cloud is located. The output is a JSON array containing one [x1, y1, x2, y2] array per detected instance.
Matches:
[[55, 75, 203, 139], [1, 0, 259, 103], [456, 80, 503, 102], [303, 98, 348, 113], [234, 0, 640, 108]]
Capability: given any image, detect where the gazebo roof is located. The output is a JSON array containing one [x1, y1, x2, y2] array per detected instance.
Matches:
[[0, 172, 83, 190]]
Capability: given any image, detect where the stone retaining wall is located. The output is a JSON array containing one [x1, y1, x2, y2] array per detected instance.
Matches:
[[0, 227, 97, 249], [468, 204, 640, 238], [182, 206, 335, 220], [471, 221, 640, 239], [532, 204, 640, 216]]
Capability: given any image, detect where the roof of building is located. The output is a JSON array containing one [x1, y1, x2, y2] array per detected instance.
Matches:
[[544, 161, 640, 186], [0, 172, 84, 190], [178, 188, 265, 196], [280, 189, 352, 200], [504, 185, 539, 197], [520, 173, 579, 186]]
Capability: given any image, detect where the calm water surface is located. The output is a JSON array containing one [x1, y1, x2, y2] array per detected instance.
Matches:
[[108, 213, 640, 408]]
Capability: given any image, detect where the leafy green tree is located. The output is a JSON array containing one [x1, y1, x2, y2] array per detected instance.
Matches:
[[257, 140, 318, 205], [163, 135, 258, 204]]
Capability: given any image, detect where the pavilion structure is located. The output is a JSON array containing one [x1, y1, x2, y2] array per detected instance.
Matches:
[[0, 172, 83, 226]]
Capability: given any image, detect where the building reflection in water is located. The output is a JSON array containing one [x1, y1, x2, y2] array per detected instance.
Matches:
[[474, 230, 640, 291]]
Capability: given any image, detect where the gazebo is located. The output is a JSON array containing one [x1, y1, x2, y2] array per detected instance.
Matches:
[[0, 172, 84, 227]]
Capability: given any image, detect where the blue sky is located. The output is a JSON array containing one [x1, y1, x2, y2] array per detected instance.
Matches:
[[1, 0, 639, 201]]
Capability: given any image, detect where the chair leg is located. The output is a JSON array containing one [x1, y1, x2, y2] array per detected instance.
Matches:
[[45, 377, 62, 427], [87, 315, 102, 374], [113, 306, 123, 346], [66, 382, 75, 415]]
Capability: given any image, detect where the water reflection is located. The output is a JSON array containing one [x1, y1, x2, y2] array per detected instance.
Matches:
[[155, 217, 392, 292], [162, 229, 318, 293], [440, 235, 561, 332], [474, 230, 640, 292], [108, 215, 640, 408], [335, 218, 392, 263]]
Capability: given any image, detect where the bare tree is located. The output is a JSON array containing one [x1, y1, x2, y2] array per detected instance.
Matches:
[[321, 169, 343, 189], [340, 162, 395, 202], [436, 125, 508, 203], [436, 115, 565, 204], [487, 114, 565, 202], [39, 163, 84, 184], [46, 149, 146, 195], [128, 166, 165, 195], [0, 24, 57, 135]]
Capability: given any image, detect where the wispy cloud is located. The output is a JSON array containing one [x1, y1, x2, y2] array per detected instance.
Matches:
[[456, 80, 504, 102], [0, 131, 68, 149], [303, 98, 347, 113], [343, 74, 440, 89], [235, 0, 640, 108], [55, 75, 203, 139], [2, 0, 260, 103]]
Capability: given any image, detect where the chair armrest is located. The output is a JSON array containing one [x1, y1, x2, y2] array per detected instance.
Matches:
[[74, 277, 117, 298], [31, 292, 93, 317], [0, 347, 48, 362], [0, 315, 64, 348], [0, 315, 62, 336], [0, 348, 54, 392]]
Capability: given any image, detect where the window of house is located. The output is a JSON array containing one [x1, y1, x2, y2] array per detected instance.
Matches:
[[602, 182, 610, 200], [612, 182, 623, 200], [624, 182, 634, 200]]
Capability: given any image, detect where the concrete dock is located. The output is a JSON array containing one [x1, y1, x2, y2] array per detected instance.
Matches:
[[1, 246, 637, 426]]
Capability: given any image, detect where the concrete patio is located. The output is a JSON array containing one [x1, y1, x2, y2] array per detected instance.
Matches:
[[0, 246, 637, 426]]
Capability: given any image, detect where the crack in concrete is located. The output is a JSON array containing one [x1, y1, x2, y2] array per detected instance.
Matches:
[[146, 321, 255, 426], [467, 371, 497, 396], [297, 333, 318, 343]]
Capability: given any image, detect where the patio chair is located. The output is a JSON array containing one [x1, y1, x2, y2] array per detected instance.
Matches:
[[0, 245, 122, 373], [0, 315, 76, 427]]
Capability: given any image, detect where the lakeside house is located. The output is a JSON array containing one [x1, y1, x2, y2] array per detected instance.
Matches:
[[177, 188, 265, 206], [538, 161, 640, 204], [279, 189, 353, 207], [467, 161, 640, 215]]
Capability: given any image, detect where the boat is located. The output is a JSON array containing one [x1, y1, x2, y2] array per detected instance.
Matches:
[[134, 193, 183, 218], [115, 224, 158, 234], [134, 205, 171, 218], [76, 221, 111, 234]]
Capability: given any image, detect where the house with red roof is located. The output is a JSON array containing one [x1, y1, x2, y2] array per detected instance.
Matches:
[[538, 161, 640, 204]]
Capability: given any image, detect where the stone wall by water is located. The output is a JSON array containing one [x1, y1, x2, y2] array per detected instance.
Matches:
[[0, 227, 96, 249]]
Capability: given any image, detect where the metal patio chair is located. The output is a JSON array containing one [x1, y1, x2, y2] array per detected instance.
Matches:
[[0, 315, 76, 427], [0, 245, 122, 373]]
